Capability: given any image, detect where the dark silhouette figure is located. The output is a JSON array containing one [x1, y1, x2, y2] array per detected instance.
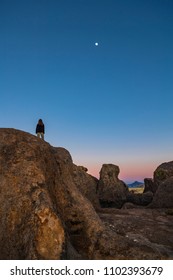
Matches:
[[36, 119, 45, 140]]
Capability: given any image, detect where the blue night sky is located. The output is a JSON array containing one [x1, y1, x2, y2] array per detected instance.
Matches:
[[0, 0, 173, 182]]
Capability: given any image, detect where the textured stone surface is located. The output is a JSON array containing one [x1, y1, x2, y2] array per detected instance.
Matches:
[[149, 177, 173, 208], [146, 161, 173, 208], [0, 129, 65, 259], [99, 208, 173, 259], [72, 164, 100, 209], [126, 191, 153, 206], [0, 128, 173, 260], [154, 161, 173, 187], [0, 129, 103, 259], [144, 178, 157, 193], [98, 164, 129, 208]]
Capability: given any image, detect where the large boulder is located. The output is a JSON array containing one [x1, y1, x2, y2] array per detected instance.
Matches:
[[0, 129, 65, 259], [97, 164, 129, 208], [149, 177, 173, 208], [147, 161, 173, 208], [0, 128, 104, 259], [143, 178, 157, 193], [154, 161, 173, 187]]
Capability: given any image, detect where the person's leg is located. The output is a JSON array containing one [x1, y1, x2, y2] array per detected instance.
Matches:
[[37, 133, 41, 138], [41, 133, 44, 140]]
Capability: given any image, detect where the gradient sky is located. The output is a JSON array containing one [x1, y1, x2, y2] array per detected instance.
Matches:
[[0, 0, 173, 182]]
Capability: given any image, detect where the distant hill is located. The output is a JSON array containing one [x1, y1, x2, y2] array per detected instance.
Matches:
[[128, 181, 144, 188]]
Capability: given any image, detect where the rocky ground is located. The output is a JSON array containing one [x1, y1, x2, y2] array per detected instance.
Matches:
[[98, 208, 173, 259]]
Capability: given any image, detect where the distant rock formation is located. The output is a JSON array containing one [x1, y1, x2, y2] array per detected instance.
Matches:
[[97, 164, 129, 208]]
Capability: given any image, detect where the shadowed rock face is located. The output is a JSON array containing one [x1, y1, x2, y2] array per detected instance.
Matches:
[[98, 164, 129, 208], [0, 129, 173, 260]]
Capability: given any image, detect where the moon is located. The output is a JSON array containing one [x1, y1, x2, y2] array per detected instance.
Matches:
[[95, 42, 99, 46]]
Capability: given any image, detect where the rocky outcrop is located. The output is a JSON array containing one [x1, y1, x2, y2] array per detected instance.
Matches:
[[147, 161, 173, 208], [1, 128, 173, 260], [143, 178, 157, 193], [154, 161, 173, 187], [149, 177, 173, 208], [72, 164, 100, 209], [97, 164, 129, 208], [126, 191, 153, 206], [0, 128, 104, 259], [0, 130, 65, 259]]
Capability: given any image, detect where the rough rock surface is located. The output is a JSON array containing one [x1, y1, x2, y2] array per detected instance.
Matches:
[[72, 164, 100, 209], [145, 161, 173, 208], [0, 129, 65, 259], [0, 128, 104, 259], [99, 208, 173, 259], [98, 164, 129, 208], [126, 191, 153, 206], [0, 128, 173, 260], [144, 178, 157, 193], [154, 161, 173, 187], [149, 177, 173, 208]]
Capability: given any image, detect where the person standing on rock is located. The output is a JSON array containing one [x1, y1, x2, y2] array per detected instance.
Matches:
[[36, 119, 45, 140]]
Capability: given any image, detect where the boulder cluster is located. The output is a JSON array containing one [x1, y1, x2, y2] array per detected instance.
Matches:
[[98, 161, 173, 210], [0, 128, 173, 260]]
